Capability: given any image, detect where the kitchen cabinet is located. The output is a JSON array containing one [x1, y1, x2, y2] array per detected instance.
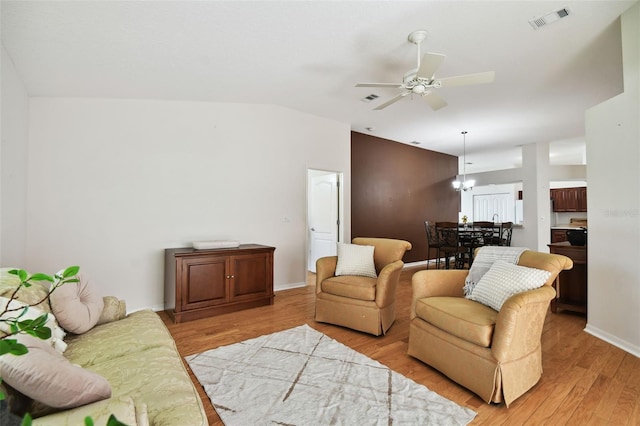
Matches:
[[578, 187, 587, 211], [164, 244, 275, 323], [551, 187, 587, 212], [548, 242, 587, 315]]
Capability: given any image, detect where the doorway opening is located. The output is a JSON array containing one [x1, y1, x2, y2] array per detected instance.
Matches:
[[307, 169, 344, 273]]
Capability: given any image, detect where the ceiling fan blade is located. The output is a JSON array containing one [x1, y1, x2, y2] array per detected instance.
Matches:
[[437, 71, 495, 87], [373, 91, 410, 110], [417, 53, 446, 79], [423, 92, 448, 111], [355, 83, 403, 88]]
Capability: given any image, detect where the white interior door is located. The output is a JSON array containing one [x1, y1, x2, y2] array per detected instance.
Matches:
[[308, 172, 339, 272]]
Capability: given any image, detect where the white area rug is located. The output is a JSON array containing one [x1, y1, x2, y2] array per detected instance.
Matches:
[[186, 324, 476, 425]]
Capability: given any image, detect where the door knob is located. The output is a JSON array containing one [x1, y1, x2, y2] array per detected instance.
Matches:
[[311, 228, 316, 231]]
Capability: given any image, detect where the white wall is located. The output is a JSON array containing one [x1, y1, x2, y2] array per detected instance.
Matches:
[[585, 2, 640, 357], [0, 46, 29, 266], [25, 98, 351, 311], [521, 143, 552, 252]]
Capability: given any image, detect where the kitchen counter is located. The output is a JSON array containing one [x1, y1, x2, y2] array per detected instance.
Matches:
[[552, 225, 587, 230]]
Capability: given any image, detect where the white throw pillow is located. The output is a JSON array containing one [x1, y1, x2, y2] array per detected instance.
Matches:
[[335, 243, 377, 278], [467, 260, 551, 311]]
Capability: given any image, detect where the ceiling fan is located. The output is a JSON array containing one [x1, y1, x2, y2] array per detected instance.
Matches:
[[356, 30, 495, 111]]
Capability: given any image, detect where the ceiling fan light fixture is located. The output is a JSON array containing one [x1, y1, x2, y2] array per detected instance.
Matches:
[[407, 29, 428, 45], [355, 30, 495, 111]]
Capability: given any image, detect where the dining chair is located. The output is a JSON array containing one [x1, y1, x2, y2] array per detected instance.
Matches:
[[471, 221, 497, 246], [435, 222, 469, 269], [499, 222, 513, 246], [424, 221, 444, 269]]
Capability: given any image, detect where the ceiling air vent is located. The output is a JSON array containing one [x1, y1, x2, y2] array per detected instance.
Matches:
[[529, 8, 570, 30], [361, 94, 379, 103]]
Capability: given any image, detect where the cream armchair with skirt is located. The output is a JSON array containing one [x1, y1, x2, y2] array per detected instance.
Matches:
[[315, 237, 412, 336], [408, 249, 573, 407]]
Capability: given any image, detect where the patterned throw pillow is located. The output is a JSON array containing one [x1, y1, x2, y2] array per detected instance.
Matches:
[[467, 260, 551, 311], [335, 243, 377, 278], [0, 267, 52, 313]]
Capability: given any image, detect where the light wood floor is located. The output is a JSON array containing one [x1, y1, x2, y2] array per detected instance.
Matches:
[[160, 265, 640, 425]]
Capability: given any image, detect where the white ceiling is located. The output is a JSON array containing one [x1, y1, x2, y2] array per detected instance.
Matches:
[[1, 1, 636, 172]]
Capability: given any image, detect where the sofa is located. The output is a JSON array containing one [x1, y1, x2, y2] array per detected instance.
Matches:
[[0, 269, 207, 425], [315, 237, 412, 336], [408, 249, 573, 407]]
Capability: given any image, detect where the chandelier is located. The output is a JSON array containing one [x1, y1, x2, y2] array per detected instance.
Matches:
[[452, 131, 475, 191]]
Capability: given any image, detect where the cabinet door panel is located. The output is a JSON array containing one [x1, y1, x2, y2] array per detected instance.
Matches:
[[565, 188, 579, 211], [578, 187, 587, 212], [229, 253, 272, 301], [181, 257, 228, 309], [551, 188, 566, 212], [551, 229, 568, 243]]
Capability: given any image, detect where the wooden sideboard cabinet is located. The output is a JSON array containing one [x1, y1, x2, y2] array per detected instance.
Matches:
[[548, 242, 587, 315], [164, 244, 275, 323]]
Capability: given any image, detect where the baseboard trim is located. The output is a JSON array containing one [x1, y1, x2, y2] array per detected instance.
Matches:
[[404, 259, 442, 268], [275, 281, 307, 292], [133, 303, 165, 313], [584, 323, 640, 358]]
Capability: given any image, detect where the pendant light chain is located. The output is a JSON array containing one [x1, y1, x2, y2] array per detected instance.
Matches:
[[453, 130, 474, 191]]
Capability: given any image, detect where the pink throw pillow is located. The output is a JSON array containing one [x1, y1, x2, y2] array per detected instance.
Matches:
[[0, 334, 111, 408]]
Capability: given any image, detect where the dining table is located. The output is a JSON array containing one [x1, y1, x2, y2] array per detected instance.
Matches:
[[456, 223, 503, 266]]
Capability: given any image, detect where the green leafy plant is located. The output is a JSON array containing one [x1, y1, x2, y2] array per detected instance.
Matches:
[[0, 266, 78, 424], [0, 267, 127, 425], [0, 266, 80, 359], [85, 414, 128, 426]]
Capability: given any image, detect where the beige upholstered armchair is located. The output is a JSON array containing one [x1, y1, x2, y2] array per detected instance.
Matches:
[[315, 237, 412, 336], [408, 250, 573, 406]]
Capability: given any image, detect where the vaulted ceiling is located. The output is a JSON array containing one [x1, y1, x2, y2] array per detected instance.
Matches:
[[2, 1, 636, 172]]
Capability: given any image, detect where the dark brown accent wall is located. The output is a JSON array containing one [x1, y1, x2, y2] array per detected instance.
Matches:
[[351, 131, 460, 263]]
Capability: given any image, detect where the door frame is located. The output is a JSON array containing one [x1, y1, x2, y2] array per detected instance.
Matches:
[[306, 168, 344, 273]]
